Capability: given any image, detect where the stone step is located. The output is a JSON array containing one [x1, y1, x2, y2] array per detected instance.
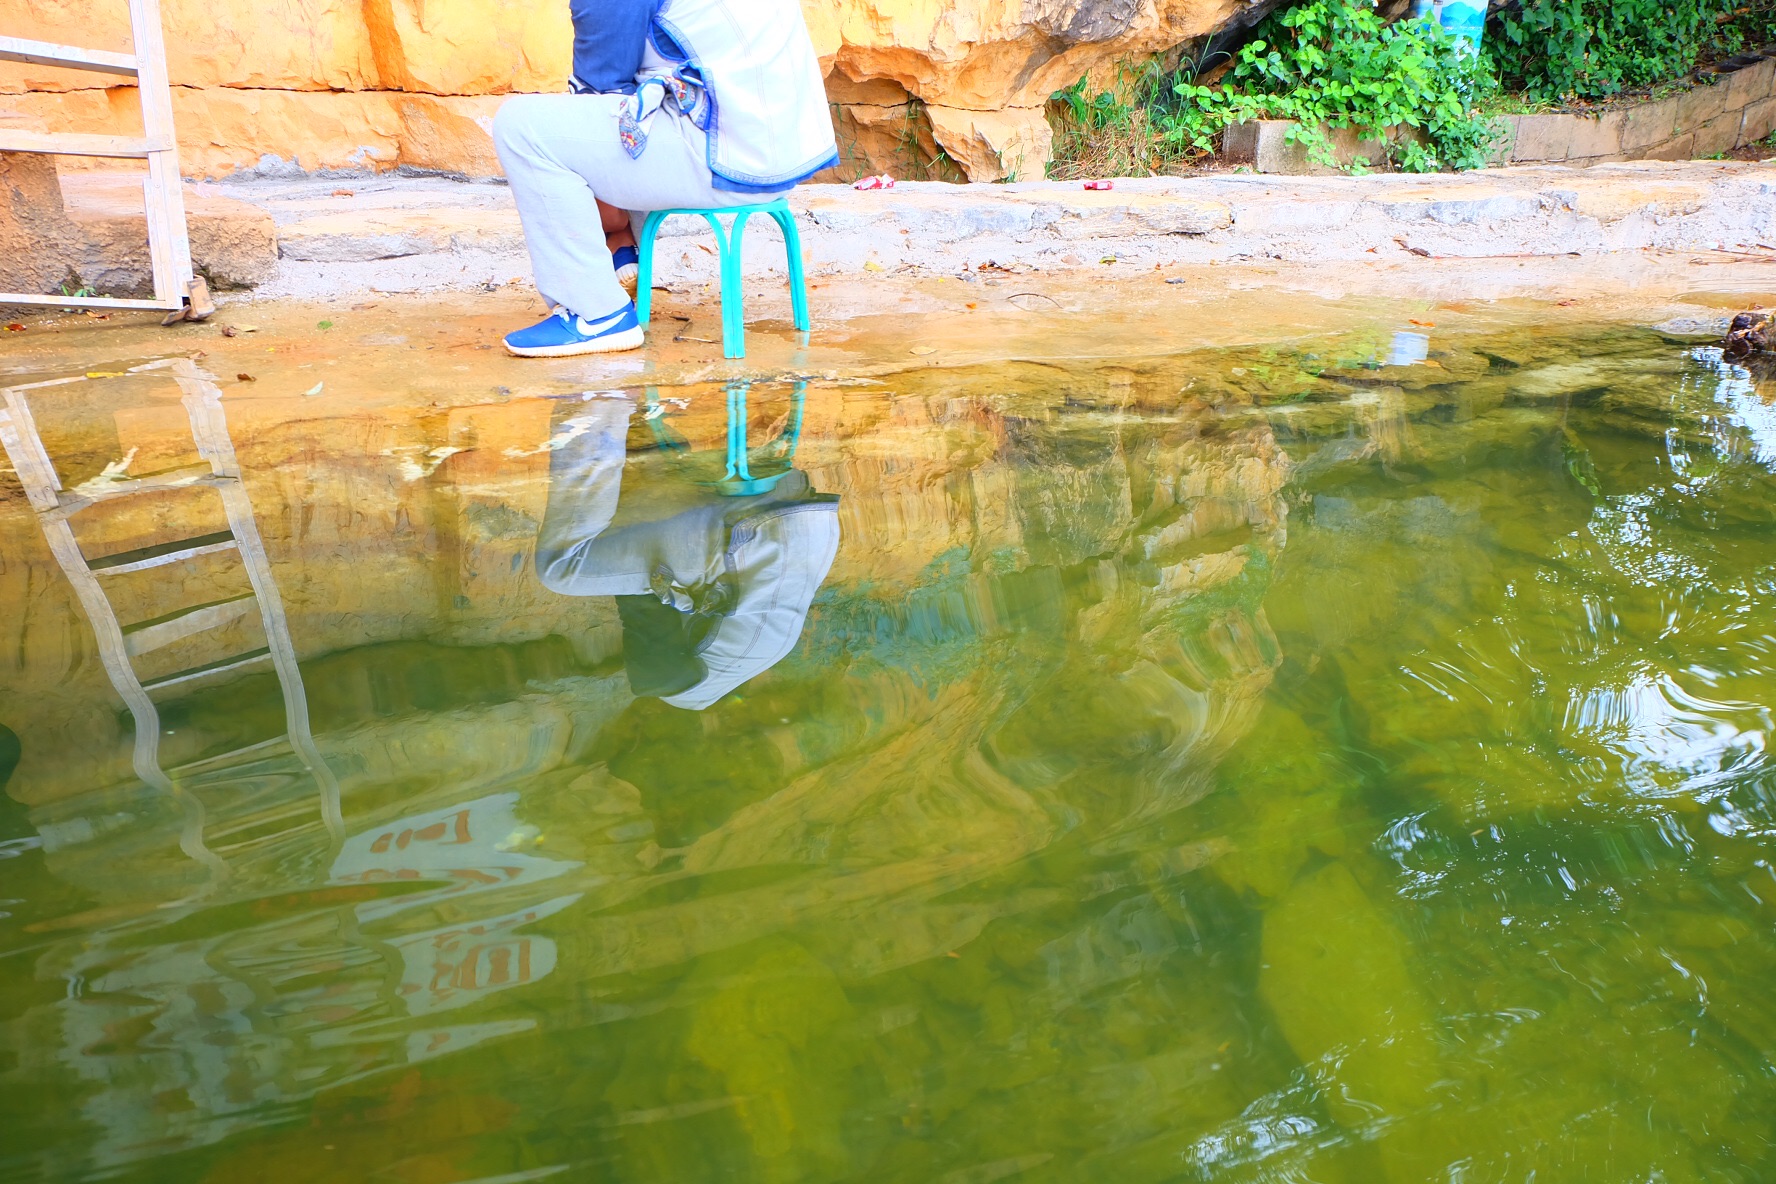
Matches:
[[134, 162, 1776, 303]]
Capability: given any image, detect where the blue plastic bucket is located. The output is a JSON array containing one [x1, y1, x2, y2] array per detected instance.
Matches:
[[1413, 0, 1487, 50]]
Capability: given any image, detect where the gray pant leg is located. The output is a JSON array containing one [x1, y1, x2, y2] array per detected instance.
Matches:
[[493, 94, 637, 322], [535, 399, 643, 596], [493, 93, 793, 322]]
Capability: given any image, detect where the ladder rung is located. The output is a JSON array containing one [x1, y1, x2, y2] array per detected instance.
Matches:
[[0, 36, 138, 77], [50, 464, 228, 519], [123, 592, 257, 657], [0, 130, 173, 158], [0, 294, 184, 313], [89, 530, 238, 575], [141, 647, 272, 691], [171, 734, 289, 776]]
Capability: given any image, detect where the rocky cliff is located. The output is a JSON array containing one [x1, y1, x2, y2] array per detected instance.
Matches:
[[0, 0, 1282, 181]]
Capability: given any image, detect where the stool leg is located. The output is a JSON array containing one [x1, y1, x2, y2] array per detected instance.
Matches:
[[724, 210, 755, 360], [728, 381, 753, 481], [637, 211, 666, 324], [697, 212, 737, 358], [772, 208, 811, 333]]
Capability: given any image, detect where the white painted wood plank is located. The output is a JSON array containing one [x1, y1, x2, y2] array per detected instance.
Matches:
[[0, 35, 137, 75], [124, 594, 257, 657], [140, 647, 272, 691], [89, 534, 239, 575], [0, 293, 183, 311], [130, 0, 197, 300], [0, 130, 167, 157]]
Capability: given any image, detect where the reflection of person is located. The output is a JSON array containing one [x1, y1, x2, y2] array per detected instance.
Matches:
[[0, 724, 18, 797], [493, 0, 838, 358], [536, 395, 840, 709], [0, 723, 24, 839]]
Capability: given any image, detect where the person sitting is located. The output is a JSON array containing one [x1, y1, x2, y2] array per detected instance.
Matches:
[[493, 0, 838, 358]]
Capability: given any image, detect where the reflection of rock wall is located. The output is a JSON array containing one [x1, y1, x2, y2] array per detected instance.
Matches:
[[0, 0, 1284, 180], [0, 360, 1298, 1182]]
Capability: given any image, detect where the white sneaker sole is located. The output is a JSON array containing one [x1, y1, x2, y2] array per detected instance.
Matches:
[[616, 264, 639, 294], [504, 325, 645, 357]]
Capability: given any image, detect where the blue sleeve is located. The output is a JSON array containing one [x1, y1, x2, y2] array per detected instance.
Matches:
[[569, 0, 662, 94]]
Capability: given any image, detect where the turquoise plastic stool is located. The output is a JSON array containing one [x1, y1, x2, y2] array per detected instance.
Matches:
[[635, 199, 810, 360]]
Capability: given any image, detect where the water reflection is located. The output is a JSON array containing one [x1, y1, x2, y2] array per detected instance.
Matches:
[[536, 386, 840, 710], [1, 327, 1775, 1182]]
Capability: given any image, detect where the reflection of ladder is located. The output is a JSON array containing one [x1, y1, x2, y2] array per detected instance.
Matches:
[[0, 358, 338, 876], [0, 0, 213, 321]]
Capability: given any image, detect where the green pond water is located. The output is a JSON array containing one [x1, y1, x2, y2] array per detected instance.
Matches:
[[1, 322, 1775, 1183]]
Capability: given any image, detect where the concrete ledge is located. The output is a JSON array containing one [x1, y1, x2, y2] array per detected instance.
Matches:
[[1503, 57, 1776, 166], [1223, 120, 1423, 175], [85, 161, 1776, 306], [0, 148, 276, 298]]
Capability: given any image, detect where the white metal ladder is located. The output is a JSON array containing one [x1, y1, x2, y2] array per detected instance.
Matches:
[[0, 359, 339, 877], [0, 0, 213, 321]]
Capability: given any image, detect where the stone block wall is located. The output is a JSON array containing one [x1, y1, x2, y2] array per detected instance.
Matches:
[[1229, 57, 1776, 175], [1501, 58, 1776, 166], [1, 0, 1287, 182]]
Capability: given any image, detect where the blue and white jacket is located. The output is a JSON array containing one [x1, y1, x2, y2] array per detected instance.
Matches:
[[643, 0, 839, 192]]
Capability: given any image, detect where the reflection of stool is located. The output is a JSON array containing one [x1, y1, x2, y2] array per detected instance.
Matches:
[[635, 199, 811, 360], [643, 381, 806, 496]]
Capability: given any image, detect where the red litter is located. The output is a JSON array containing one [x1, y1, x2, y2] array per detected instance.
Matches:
[[853, 174, 896, 190], [1083, 180, 1113, 191]]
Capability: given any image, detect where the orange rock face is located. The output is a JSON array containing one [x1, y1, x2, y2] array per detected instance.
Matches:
[[1, 0, 1277, 180]]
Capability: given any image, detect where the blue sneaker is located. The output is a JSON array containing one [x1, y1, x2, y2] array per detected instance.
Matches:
[[612, 244, 640, 292], [503, 303, 644, 358]]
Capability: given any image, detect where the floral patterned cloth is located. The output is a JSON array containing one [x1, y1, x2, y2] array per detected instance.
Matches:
[[618, 72, 712, 160]]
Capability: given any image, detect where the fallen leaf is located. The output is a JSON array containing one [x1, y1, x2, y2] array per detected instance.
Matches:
[[219, 324, 237, 337], [83, 311, 110, 320], [236, 372, 256, 382], [303, 382, 324, 396], [3, 323, 23, 332], [965, 302, 977, 309], [332, 189, 355, 197], [1556, 299, 1578, 307], [909, 346, 936, 355], [1393, 237, 1431, 258], [1409, 319, 1435, 327], [1099, 256, 1117, 264], [317, 320, 334, 330], [863, 261, 884, 272], [84, 370, 125, 379]]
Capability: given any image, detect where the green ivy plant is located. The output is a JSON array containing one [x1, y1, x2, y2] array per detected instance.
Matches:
[[1155, 0, 1505, 172], [1489, 0, 1776, 102]]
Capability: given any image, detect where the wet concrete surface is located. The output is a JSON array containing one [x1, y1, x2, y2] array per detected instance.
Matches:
[[5, 255, 1776, 403]]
